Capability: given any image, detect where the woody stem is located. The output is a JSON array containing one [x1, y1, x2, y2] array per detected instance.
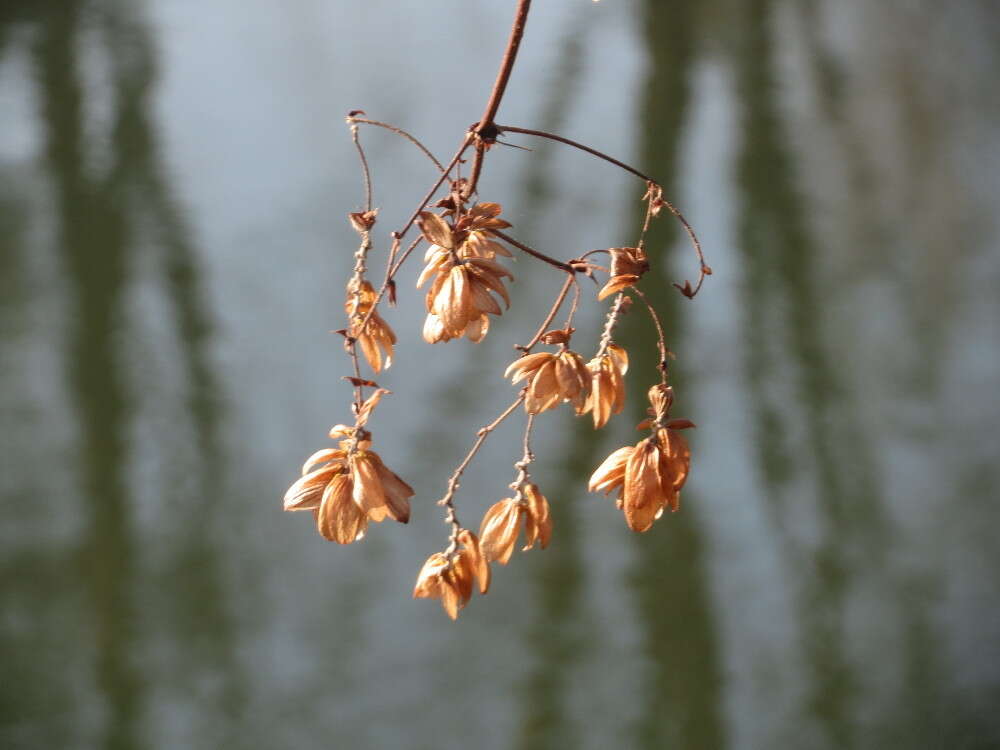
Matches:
[[492, 229, 576, 273], [630, 287, 670, 381], [438, 394, 527, 550], [463, 0, 533, 198], [516, 273, 575, 353]]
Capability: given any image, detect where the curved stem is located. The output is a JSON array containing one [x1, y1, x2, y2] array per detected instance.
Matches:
[[347, 116, 446, 173], [464, 0, 533, 197], [439, 394, 527, 551], [497, 124, 654, 182], [630, 287, 671, 382], [492, 229, 575, 273], [516, 273, 575, 353]]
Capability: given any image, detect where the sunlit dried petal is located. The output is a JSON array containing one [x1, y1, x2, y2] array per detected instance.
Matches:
[[457, 529, 490, 594], [417, 211, 454, 249], [284, 465, 341, 511], [301, 448, 345, 476], [522, 483, 552, 550], [479, 499, 522, 565], [588, 446, 634, 494], [317, 473, 367, 544]]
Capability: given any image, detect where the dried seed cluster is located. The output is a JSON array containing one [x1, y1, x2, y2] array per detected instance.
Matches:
[[284, 22, 707, 619]]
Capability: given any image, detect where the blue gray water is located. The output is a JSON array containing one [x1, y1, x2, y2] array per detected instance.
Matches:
[[2, 1, 999, 748]]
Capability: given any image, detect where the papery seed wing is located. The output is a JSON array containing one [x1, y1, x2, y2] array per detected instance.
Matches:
[[417, 211, 453, 249], [458, 529, 491, 594], [301, 448, 344, 477], [504, 352, 551, 382], [317, 474, 367, 543], [284, 465, 339, 511], [422, 313, 447, 344], [588, 446, 634, 493], [463, 315, 489, 342], [350, 453, 387, 513]]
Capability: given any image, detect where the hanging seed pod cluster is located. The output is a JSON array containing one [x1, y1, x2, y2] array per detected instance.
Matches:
[[283, 0, 711, 619]]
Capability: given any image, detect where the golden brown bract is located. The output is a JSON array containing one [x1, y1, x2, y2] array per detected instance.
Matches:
[[283, 430, 414, 543], [346, 280, 396, 372], [597, 246, 650, 300], [478, 483, 552, 564], [584, 343, 628, 428], [587, 386, 693, 532], [412, 530, 491, 620], [416, 206, 513, 343], [505, 349, 592, 415]]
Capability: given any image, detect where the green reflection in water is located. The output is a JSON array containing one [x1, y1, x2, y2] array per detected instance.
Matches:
[[12, 1, 241, 746], [36, 4, 142, 747], [621, 1, 725, 748], [734, 0, 892, 745], [512, 14, 593, 750]]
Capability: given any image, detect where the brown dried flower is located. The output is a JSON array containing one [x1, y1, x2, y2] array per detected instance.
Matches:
[[584, 343, 628, 428], [505, 349, 591, 415], [588, 386, 692, 532], [412, 529, 490, 619], [283, 427, 414, 543], [416, 208, 513, 343], [346, 280, 396, 372], [479, 484, 552, 564], [598, 246, 650, 300]]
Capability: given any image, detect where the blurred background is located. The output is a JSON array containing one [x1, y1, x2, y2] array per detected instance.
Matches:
[[2, 0, 999, 748]]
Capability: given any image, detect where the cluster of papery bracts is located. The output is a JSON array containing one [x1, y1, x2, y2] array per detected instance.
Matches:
[[283, 423, 414, 544], [416, 203, 514, 343], [589, 384, 693, 532], [413, 483, 552, 619], [284, 192, 699, 620]]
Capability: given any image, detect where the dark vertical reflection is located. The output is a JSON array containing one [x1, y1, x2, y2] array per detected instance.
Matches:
[[36, 4, 142, 748], [95, 4, 243, 735], [512, 18, 591, 750], [734, 1, 888, 745], [627, 2, 724, 748]]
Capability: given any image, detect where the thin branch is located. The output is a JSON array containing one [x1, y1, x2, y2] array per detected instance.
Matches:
[[511, 413, 536, 493], [497, 124, 654, 182], [630, 287, 671, 383], [439, 394, 527, 552], [563, 277, 582, 332], [349, 124, 373, 212], [516, 273, 575, 352], [347, 116, 446, 173], [596, 292, 630, 358], [464, 0, 533, 197], [394, 135, 473, 241], [492, 229, 575, 273], [498, 125, 710, 297]]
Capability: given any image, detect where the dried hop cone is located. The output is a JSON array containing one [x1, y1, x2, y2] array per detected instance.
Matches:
[[505, 344, 592, 415], [416, 207, 513, 344], [598, 246, 650, 300], [283, 426, 414, 543], [346, 280, 396, 372], [413, 530, 490, 620], [479, 484, 552, 565], [588, 386, 693, 532], [584, 343, 628, 428]]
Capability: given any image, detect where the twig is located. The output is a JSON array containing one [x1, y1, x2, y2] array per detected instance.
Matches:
[[439, 394, 527, 553], [464, 0, 533, 197], [349, 124, 373, 212], [497, 125, 709, 297], [516, 273, 575, 352], [492, 229, 575, 274], [596, 292, 629, 358], [497, 124, 654, 182], [511, 413, 536, 493], [347, 116, 446, 173], [630, 287, 670, 382]]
